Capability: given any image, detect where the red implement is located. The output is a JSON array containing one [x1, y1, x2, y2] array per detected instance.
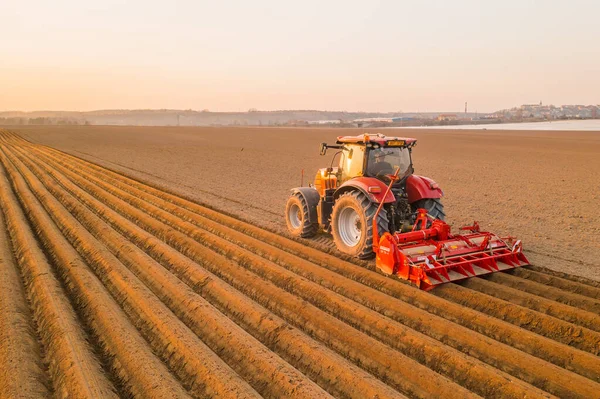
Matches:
[[373, 171, 529, 290]]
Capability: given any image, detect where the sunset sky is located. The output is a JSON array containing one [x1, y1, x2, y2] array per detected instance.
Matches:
[[1, 1, 598, 112]]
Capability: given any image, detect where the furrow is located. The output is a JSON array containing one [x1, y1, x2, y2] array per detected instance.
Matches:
[[0, 147, 193, 398], [0, 143, 260, 399], [461, 277, 600, 331], [0, 148, 117, 398], [11, 133, 405, 398], [528, 265, 600, 289], [0, 206, 50, 398], [488, 271, 600, 313], [30, 139, 600, 383], [510, 268, 600, 300], [434, 280, 600, 354], [17, 139, 479, 399], [8, 142, 331, 398]]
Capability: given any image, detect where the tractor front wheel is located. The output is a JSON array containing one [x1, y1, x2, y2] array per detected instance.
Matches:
[[331, 191, 389, 259], [285, 194, 319, 238]]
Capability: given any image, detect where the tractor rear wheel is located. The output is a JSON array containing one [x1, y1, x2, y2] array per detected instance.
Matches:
[[285, 194, 319, 238], [331, 191, 389, 259], [411, 198, 445, 221]]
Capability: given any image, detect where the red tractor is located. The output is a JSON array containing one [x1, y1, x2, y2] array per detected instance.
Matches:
[[285, 133, 444, 259], [286, 133, 529, 290]]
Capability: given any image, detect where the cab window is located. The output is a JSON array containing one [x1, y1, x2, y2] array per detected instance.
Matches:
[[339, 144, 365, 181], [366, 147, 411, 177]]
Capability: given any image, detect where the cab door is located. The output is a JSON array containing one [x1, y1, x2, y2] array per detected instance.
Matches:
[[339, 144, 366, 183]]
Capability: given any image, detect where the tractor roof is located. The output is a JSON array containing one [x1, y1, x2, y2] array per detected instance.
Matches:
[[336, 133, 417, 147]]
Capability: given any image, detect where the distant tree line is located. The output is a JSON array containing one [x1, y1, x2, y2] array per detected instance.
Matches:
[[0, 117, 90, 125]]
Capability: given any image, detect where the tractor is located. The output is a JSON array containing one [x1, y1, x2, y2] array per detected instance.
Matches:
[[285, 133, 529, 290], [285, 133, 444, 259]]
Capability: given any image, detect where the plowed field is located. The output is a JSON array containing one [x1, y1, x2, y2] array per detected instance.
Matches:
[[14, 125, 600, 282], [1, 128, 599, 398]]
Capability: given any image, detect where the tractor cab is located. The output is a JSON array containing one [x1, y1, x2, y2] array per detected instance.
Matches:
[[316, 134, 416, 193], [334, 134, 415, 182]]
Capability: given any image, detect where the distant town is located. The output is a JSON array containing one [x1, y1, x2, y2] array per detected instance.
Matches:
[[494, 102, 598, 120], [0, 103, 598, 128]]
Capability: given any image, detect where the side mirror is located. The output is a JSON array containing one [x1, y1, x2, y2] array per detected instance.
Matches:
[[320, 142, 327, 156]]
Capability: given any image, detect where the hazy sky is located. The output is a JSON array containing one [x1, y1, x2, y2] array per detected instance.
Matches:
[[1, 1, 598, 112]]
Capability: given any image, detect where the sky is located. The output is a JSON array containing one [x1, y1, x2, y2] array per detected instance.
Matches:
[[1, 0, 598, 113]]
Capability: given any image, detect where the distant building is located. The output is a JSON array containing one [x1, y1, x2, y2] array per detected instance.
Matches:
[[391, 117, 414, 122], [307, 119, 341, 125], [352, 117, 394, 123], [437, 114, 457, 121]]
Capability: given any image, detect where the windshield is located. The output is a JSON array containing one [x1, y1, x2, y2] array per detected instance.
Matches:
[[366, 147, 412, 177]]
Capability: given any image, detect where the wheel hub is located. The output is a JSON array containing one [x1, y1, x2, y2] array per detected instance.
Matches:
[[288, 203, 302, 229], [338, 207, 361, 247]]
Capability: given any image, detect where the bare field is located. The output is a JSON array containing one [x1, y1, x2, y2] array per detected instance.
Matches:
[[14, 124, 600, 281], [0, 127, 599, 398]]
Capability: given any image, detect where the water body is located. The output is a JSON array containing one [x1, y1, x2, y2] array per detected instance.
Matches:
[[391, 120, 600, 131]]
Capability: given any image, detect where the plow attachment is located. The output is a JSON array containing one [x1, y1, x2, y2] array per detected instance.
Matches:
[[375, 212, 529, 290], [373, 170, 529, 291]]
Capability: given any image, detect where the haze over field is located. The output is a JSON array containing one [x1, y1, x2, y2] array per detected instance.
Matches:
[[1, 1, 599, 113]]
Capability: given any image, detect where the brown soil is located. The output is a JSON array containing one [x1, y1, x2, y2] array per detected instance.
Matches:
[[0, 126, 599, 398], [13, 124, 599, 282]]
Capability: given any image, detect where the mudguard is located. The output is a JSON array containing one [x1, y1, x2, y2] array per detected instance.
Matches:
[[406, 175, 443, 203], [334, 177, 396, 204], [290, 187, 320, 223]]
